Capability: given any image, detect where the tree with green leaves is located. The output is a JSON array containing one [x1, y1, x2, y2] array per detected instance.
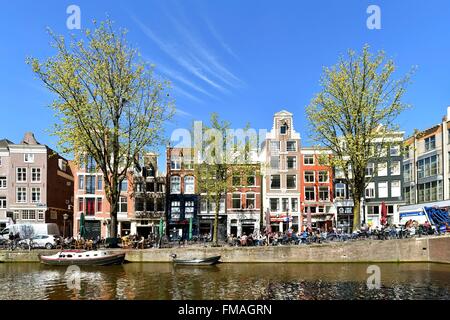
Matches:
[[306, 45, 413, 232], [194, 113, 257, 246], [28, 19, 174, 238]]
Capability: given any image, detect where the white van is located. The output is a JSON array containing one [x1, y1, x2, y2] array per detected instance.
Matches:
[[0, 223, 60, 240]]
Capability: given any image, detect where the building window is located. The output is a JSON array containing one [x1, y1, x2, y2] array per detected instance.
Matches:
[[170, 176, 181, 194], [183, 158, 194, 170], [171, 201, 180, 219], [270, 198, 279, 212], [16, 168, 27, 182], [119, 180, 128, 192], [184, 176, 195, 194], [97, 177, 103, 191], [170, 156, 181, 170], [425, 136, 436, 151], [86, 156, 96, 172], [232, 175, 241, 186], [85, 198, 96, 215], [38, 210, 44, 220], [286, 175, 296, 189], [365, 182, 375, 198], [118, 197, 128, 213], [291, 198, 298, 212], [16, 187, 27, 203], [417, 155, 439, 179], [305, 187, 315, 201], [270, 175, 281, 189], [318, 171, 329, 183], [31, 188, 41, 203], [270, 141, 280, 154], [24, 153, 34, 163], [270, 156, 279, 169], [418, 181, 442, 203], [390, 161, 401, 176], [78, 198, 84, 212], [97, 198, 103, 212], [0, 197, 6, 209], [246, 193, 255, 209], [367, 205, 380, 215], [31, 168, 41, 182], [79, 175, 84, 190], [247, 174, 256, 186], [232, 193, 241, 209], [390, 145, 400, 156], [378, 182, 388, 198], [335, 183, 346, 198], [365, 163, 375, 177], [86, 175, 96, 194], [200, 199, 207, 213], [286, 141, 297, 152], [287, 156, 297, 169], [304, 155, 314, 165], [319, 187, 329, 201], [280, 123, 288, 135], [0, 176, 6, 189], [279, 198, 287, 212], [185, 201, 195, 218], [304, 171, 315, 183], [22, 210, 36, 220], [391, 180, 401, 197], [403, 163, 412, 182], [377, 163, 388, 177]]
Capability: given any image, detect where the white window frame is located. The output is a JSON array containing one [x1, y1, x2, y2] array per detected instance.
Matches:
[[304, 186, 315, 201], [390, 161, 401, 176], [0, 176, 6, 189], [378, 182, 388, 198], [287, 156, 297, 170], [318, 171, 329, 183], [365, 182, 375, 199], [286, 174, 297, 189], [286, 140, 297, 152], [24, 153, 34, 163], [31, 187, 41, 203], [304, 155, 314, 165], [16, 187, 27, 203], [16, 167, 27, 182], [232, 193, 242, 209], [270, 175, 281, 190], [31, 168, 41, 183], [377, 162, 388, 177], [0, 196, 6, 209], [170, 176, 181, 194], [391, 180, 401, 197], [304, 171, 315, 183], [246, 193, 255, 209], [184, 176, 195, 194]]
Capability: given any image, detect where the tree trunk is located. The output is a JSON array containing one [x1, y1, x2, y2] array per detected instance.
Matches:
[[110, 197, 119, 238], [352, 196, 361, 232], [213, 195, 220, 246]]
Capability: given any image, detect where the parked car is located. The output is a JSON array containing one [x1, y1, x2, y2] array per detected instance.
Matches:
[[18, 235, 61, 249]]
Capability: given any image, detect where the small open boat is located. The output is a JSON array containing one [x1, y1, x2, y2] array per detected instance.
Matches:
[[170, 254, 221, 266], [39, 250, 126, 266]]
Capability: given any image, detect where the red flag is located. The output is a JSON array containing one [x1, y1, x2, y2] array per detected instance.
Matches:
[[381, 202, 388, 226]]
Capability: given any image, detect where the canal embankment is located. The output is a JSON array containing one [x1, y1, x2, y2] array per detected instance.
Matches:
[[1, 235, 449, 263]]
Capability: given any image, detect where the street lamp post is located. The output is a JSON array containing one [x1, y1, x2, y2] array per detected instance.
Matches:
[[63, 213, 69, 239]]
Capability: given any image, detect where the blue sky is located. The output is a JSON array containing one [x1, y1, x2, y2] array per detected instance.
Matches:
[[1, 0, 450, 170]]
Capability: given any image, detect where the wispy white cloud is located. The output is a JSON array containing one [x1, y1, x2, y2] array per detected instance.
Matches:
[[165, 13, 245, 88], [204, 17, 240, 62], [145, 56, 219, 100], [131, 15, 230, 94], [175, 107, 193, 118], [172, 86, 204, 105]]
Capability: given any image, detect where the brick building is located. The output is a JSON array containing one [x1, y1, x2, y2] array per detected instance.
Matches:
[[300, 148, 335, 231], [0, 132, 73, 235]]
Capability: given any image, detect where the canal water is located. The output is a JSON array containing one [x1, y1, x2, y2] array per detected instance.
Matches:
[[0, 263, 448, 300]]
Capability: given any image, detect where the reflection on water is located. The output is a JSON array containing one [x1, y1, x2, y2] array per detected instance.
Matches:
[[0, 262, 448, 300]]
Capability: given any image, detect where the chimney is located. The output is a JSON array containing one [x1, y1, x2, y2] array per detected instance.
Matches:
[[21, 132, 39, 145]]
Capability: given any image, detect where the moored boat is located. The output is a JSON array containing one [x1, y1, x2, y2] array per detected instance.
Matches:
[[170, 254, 221, 266], [39, 250, 126, 266]]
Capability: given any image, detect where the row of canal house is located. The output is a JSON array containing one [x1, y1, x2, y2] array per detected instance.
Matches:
[[0, 112, 412, 240], [165, 110, 406, 240]]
